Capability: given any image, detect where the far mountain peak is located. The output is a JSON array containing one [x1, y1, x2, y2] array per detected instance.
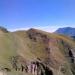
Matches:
[[55, 27, 75, 36]]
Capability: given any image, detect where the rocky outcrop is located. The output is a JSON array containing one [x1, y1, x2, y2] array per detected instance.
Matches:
[[9, 55, 53, 75], [26, 29, 75, 75], [60, 40, 75, 63]]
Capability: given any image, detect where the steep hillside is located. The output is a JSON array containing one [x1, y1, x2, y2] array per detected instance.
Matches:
[[0, 28, 75, 75]]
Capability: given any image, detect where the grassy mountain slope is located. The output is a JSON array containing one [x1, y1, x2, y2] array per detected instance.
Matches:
[[0, 28, 75, 75]]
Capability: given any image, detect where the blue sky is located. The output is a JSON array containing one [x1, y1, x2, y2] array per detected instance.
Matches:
[[0, 0, 75, 32]]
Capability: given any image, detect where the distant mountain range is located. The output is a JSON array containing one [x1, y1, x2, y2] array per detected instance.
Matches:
[[55, 27, 75, 37]]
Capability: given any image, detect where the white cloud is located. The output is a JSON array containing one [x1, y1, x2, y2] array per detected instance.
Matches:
[[8, 25, 75, 32], [8, 26, 57, 32]]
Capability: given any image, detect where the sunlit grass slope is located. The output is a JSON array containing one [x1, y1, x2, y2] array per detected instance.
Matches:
[[0, 28, 75, 75]]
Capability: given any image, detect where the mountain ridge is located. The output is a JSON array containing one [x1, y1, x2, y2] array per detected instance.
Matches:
[[0, 27, 75, 75], [55, 27, 75, 36], [0, 26, 9, 33]]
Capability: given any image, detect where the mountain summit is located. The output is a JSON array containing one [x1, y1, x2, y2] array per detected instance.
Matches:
[[0, 26, 9, 33], [55, 27, 75, 36]]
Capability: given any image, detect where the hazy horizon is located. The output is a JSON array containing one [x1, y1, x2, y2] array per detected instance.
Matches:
[[0, 25, 75, 33]]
